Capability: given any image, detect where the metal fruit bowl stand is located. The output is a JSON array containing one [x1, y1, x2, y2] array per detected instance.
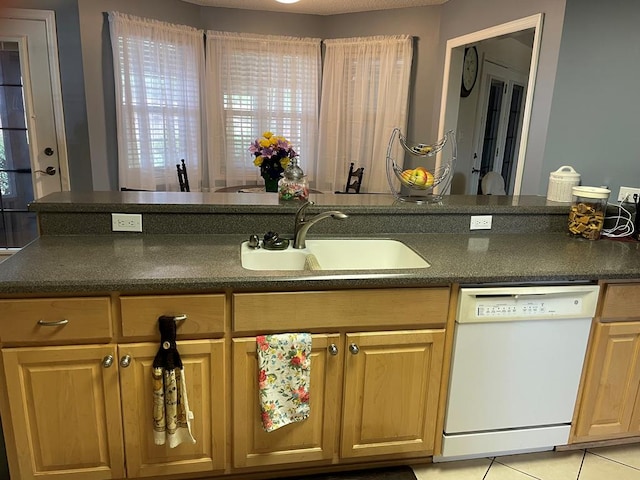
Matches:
[[386, 128, 456, 203]]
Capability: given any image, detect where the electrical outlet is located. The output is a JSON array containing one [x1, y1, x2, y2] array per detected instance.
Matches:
[[470, 215, 492, 230], [617, 186, 640, 203], [111, 213, 142, 232]]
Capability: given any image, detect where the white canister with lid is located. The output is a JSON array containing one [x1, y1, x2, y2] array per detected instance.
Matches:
[[546, 166, 581, 202]]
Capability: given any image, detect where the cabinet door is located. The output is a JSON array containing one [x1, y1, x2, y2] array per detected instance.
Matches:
[[232, 334, 341, 468], [341, 329, 445, 459], [2, 345, 125, 480], [630, 383, 640, 434], [574, 321, 640, 441], [119, 340, 226, 477]]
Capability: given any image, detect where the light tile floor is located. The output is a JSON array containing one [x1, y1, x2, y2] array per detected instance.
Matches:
[[411, 443, 640, 479]]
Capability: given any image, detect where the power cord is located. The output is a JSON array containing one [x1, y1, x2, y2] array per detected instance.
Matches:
[[601, 193, 635, 238]]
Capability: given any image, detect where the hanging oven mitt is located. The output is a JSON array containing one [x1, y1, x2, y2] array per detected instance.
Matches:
[[152, 315, 196, 448]]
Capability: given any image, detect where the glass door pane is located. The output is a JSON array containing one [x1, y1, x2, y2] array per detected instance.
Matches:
[[477, 79, 504, 194], [0, 41, 37, 248], [501, 84, 525, 194]]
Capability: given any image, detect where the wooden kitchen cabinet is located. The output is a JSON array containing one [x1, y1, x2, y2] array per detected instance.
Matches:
[[232, 329, 446, 468], [572, 282, 640, 444], [232, 288, 449, 467], [232, 334, 341, 468], [2, 344, 126, 480], [1, 287, 450, 478], [0, 296, 113, 346], [119, 340, 226, 477], [2, 340, 226, 479], [573, 320, 640, 442], [341, 330, 445, 458], [0, 294, 228, 480]]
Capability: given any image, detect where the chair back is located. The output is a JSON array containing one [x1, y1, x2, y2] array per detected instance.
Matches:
[[336, 162, 364, 194], [177, 159, 190, 192], [481, 171, 505, 195]]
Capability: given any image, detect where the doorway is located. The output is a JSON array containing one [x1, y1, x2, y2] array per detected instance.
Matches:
[[471, 60, 528, 194], [436, 14, 543, 196], [0, 9, 69, 252]]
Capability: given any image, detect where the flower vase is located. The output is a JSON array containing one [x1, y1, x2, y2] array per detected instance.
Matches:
[[263, 175, 279, 193]]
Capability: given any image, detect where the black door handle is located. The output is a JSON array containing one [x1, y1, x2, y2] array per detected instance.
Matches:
[[35, 166, 56, 176]]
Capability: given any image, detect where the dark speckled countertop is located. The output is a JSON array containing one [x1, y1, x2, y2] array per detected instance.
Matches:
[[0, 192, 636, 295], [1, 233, 638, 295]]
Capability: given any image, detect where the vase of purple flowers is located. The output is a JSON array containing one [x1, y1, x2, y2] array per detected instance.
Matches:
[[249, 131, 298, 192]]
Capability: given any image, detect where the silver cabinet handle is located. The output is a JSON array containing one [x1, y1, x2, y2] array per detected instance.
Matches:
[[328, 344, 339, 356], [349, 343, 360, 355], [120, 355, 132, 368], [102, 355, 114, 368], [37, 319, 69, 326]]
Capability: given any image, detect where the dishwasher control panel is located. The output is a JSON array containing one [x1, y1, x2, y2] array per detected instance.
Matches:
[[476, 296, 582, 318], [457, 285, 600, 323]]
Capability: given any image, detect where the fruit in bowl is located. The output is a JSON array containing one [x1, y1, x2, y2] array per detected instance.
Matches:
[[400, 167, 434, 188]]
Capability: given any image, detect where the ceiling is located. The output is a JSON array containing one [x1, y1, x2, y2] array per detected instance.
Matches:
[[180, 0, 449, 16]]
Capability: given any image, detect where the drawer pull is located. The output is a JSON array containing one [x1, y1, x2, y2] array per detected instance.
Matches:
[[349, 343, 360, 355], [102, 355, 114, 368], [37, 319, 69, 327], [120, 354, 132, 368], [328, 344, 339, 356]]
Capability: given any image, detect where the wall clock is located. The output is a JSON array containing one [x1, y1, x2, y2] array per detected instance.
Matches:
[[460, 46, 478, 97]]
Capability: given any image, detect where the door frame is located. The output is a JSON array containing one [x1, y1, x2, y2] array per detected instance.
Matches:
[[436, 13, 543, 196], [1, 8, 70, 193]]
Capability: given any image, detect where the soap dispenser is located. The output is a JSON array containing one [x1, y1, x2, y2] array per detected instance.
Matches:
[[278, 157, 309, 201]]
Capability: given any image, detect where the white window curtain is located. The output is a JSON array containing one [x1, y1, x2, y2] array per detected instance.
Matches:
[[108, 12, 205, 191], [316, 35, 413, 193], [206, 31, 320, 189]]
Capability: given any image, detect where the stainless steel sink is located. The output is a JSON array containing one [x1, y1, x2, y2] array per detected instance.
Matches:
[[241, 239, 430, 271]]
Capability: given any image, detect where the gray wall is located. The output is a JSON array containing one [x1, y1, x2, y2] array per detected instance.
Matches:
[[437, 0, 567, 195], [20, 0, 636, 198], [542, 0, 640, 198]]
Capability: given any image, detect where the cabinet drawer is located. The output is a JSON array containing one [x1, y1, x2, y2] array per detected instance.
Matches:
[[120, 294, 226, 338], [0, 297, 112, 345], [233, 288, 449, 333], [601, 284, 640, 320]]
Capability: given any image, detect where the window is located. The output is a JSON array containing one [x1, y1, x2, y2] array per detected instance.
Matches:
[[109, 17, 412, 193], [316, 36, 413, 193], [109, 12, 204, 191], [206, 32, 320, 187]]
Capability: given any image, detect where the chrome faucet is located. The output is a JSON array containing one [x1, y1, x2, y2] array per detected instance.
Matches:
[[293, 201, 348, 249]]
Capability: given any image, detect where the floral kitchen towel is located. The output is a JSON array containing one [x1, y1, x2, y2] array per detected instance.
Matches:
[[257, 333, 311, 432]]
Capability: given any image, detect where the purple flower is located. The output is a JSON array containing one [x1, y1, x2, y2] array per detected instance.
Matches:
[[249, 132, 299, 179]]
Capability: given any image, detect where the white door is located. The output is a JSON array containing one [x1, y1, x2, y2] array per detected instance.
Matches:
[[469, 61, 527, 195], [0, 9, 68, 249]]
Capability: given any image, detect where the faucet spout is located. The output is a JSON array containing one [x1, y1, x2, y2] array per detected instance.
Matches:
[[293, 201, 348, 249]]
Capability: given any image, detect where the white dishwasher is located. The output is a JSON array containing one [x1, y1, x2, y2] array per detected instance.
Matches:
[[436, 284, 599, 462]]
